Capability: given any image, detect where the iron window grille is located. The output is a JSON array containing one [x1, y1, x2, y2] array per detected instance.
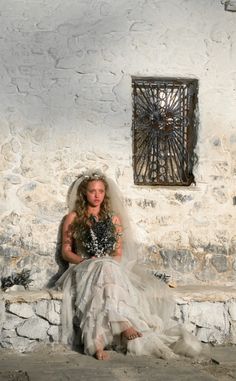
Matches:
[[132, 77, 198, 186]]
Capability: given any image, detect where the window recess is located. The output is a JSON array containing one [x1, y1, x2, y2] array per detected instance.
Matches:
[[132, 77, 198, 186]]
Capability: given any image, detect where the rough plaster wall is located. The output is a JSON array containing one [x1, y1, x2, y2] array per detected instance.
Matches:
[[0, 0, 236, 287]]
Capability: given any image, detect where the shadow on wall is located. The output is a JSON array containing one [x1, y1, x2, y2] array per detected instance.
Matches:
[[47, 178, 79, 287], [47, 215, 69, 288]]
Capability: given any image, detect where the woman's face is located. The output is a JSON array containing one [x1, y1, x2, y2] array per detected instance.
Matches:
[[86, 180, 106, 208]]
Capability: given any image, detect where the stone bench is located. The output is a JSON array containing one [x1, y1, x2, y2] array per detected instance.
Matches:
[[174, 285, 236, 345], [0, 289, 63, 352], [1, 285, 236, 352]]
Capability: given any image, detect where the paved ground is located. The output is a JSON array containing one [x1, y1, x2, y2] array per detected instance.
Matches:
[[0, 345, 236, 381]]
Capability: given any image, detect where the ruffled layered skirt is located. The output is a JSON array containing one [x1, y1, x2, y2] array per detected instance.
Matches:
[[57, 257, 203, 359]]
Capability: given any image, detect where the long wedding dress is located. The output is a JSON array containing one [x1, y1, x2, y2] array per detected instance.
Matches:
[[56, 171, 205, 359], [57, 227, 204, 359]]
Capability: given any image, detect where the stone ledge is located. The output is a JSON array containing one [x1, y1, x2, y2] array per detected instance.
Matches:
[[1, 286, 236, 352], [2, 285, 236, 303], [1, 289, 63, 304], [174, 285, 236, 302]]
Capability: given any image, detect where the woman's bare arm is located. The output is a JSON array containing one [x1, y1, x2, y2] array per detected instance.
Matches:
[[62, 212, 84, 264], [112, 215, 122, 262]]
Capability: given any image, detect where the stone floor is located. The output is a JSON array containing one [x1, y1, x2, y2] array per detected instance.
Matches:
[[0, 344, 236, 381]]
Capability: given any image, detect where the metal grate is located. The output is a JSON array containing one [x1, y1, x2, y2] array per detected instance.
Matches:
[[132, 77, 198, 186]]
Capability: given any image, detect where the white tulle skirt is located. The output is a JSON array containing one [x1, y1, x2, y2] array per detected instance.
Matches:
[[56, 257, 204, 359]]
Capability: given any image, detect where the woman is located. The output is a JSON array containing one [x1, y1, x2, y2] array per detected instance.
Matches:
[[57, 170, 205, 361]]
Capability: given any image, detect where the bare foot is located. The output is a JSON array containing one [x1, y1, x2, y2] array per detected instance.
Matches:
[[122, 327, 142, 340], [95, 350, 110, 360]]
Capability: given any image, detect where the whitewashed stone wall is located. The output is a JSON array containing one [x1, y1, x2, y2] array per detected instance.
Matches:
[[0, 0, 236, 288]]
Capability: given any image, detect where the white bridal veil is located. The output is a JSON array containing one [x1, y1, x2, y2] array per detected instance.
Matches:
[[58, 169, 205, 359]]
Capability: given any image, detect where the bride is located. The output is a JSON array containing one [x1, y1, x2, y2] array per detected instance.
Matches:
[[56, 170, 205, 361]]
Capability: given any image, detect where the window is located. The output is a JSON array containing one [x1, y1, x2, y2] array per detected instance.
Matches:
[[132, 77, 198, 186]]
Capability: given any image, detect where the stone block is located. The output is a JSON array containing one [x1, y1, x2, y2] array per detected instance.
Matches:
[[184, 301, 230, 344], [174, 304, 183, 322], [16, 317, 50, 340], [1, 335, 37, 352], [187, 302, 229, 329], [229, 235, 236, 255], [212, 186, 228, 204], [35, 300, 61, 325], [1, 328, 17, 339], [229, 321, 236, 344], [196, 327, 227, 344], [47, 325, 60, 342], [160, 249, 196, 273], [227, 300, 236, 320], [0, 246, 21, 257], [0, 299, 5, 329], [3, 312, 24, 330], [7, 302, 35, 318], [211, 254, 228, 273], [174, 193, 193, 203]]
